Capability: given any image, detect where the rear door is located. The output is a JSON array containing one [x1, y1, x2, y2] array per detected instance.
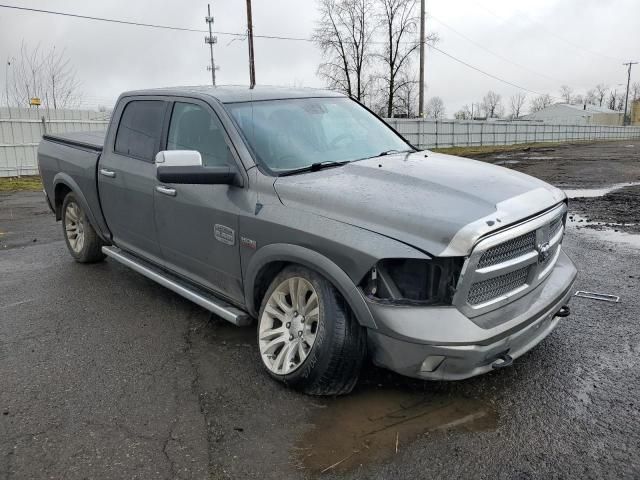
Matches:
[[153, 99, 245, 302], [98, 98, 168, 263]]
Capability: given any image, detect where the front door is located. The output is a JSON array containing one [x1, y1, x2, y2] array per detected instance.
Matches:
[[98, 98, 167, 264], [153, 100, 245, 302]]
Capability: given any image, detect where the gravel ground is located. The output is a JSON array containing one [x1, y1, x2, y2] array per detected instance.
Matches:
[[476, 140, 640, 234], [1, 140, 639, 479]]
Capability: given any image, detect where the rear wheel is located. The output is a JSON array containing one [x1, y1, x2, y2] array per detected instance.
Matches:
[[61, 193, 105, 263], [257, 265, 366, 396]]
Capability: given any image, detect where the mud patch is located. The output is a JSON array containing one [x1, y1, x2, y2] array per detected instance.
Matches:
[[568, 214, 640, 249], [564, 181, 640, 199], [295, 388, 497, 474], [568, 185, 640, 234]]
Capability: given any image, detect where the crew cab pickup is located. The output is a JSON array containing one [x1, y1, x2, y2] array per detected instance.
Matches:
[[38, 86, 577, 395]]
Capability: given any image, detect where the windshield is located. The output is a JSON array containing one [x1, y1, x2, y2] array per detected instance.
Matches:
[[225, 97, 412, 174]]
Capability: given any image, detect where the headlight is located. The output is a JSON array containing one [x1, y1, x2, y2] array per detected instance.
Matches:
[[361, 257, 464, 306]]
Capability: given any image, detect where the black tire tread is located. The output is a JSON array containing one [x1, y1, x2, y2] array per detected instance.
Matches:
[[61, 193, 106, 263], [258, 265, 366, 396]]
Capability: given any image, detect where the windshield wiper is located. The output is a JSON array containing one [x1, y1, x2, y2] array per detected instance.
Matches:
[[379, 148, 416, 156], [354, 148, 415, 162], [278, 160, 350, 177]]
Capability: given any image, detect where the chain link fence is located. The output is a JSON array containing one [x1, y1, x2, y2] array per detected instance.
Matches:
[[2, 108, 640, 177], [0, 108, 110, 177], [386, 118, 640, 149]]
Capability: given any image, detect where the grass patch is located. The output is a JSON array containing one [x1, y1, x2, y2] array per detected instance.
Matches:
[[431, 142, 572, 157], [0, 175, 43, 192]]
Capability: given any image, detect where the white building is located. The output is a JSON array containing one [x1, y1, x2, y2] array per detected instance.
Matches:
[[522, 103, 623, 125]]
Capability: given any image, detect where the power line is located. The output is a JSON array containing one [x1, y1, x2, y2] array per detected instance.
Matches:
[[0, 2, 562, 100], [471, 1, 625, 64], [0, 3, 311, 41], [429, 44, 555, 99], [428, 14, 565, 85]]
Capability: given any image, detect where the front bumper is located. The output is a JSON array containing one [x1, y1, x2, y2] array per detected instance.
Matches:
[[366, 249, 577, 380]]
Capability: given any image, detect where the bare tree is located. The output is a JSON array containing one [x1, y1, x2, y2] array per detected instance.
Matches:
[[394, 76, 419, 117], [376, 0, 437, 117], [314, 0, 376, 101], [595, 83, 608, 107], [608, 91, 617, 110], [481, 91, 502, 118], [424, 96, 445, 119], [559, 85, 573, 103], [631, 81, 640, 102], [571, 94, 584, 106], [8, 41, 81, 109], [529, 93, 553, 113], [509, 92, 526, 118], [454, 104, 472, 120], [584, 89, 597, 106]]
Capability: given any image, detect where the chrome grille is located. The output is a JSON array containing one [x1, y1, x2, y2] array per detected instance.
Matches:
[[454, 204, 567, 318], [477, 230, 536, 268], [467, 266, 530, 305], [548, 216, 563, 241]]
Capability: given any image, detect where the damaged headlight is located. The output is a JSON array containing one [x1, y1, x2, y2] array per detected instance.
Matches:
[[362, 258, 464, 306]]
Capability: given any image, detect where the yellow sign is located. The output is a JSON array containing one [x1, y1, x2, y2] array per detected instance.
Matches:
[[29, 97, 41, 106]]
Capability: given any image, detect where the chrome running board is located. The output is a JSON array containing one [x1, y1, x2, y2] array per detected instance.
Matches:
[[102, 246, 251, 326]]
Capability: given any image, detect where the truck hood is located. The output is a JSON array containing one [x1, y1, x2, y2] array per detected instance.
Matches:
[[273, 151, 566, 256]]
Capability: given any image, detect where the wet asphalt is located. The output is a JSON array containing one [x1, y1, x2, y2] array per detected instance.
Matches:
[[1, 183, 640, 479]]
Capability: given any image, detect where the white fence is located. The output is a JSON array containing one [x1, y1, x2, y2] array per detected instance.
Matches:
[[386, 118, 640, 149], [0, 108, 110, 177], [2, 108, 640, 177]]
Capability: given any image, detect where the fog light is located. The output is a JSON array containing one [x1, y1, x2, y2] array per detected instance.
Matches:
[[420, 355, 445, 372]]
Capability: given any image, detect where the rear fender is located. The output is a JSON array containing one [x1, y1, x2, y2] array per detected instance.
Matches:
[[52, 173, 110, 243]]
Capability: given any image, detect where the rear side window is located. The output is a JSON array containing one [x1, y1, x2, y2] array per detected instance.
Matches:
[[114, 100, 165, 161], [167, 102, 232, 167]]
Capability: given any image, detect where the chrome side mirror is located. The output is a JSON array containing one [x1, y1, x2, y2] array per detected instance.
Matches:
[[155, 150, 203, 167]]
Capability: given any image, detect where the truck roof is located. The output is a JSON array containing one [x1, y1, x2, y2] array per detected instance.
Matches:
[[120, 85, 345, 104]]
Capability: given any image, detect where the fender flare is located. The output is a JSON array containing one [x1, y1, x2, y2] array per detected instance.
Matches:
[[244, 243, 377, 329], [52, 173, 105, 241]]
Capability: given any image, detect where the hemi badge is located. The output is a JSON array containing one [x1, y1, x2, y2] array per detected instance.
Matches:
[[241, 236, 257, 250]]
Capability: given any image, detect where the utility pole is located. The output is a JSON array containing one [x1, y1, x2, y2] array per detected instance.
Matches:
[[418, 0, 425, 118], [205, 4, 218, 86], [5, 57, 14, 121], [622, 61, 638, 126], [246, 0, 256, 89]]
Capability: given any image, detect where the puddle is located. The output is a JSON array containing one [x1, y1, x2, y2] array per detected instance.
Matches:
[[495, 159, 521, 165], [294, 388, 497, 474], [567, 214, 640, 249], [564, 181, 640, 199]]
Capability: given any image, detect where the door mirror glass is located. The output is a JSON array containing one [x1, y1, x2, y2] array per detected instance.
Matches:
[[155, 150, 203, 167]]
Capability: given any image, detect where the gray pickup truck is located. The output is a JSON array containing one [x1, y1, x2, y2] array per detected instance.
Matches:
[[38, 86, 577, 395]]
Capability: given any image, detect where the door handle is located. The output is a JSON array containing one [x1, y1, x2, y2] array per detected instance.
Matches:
[[99, 168, 116, 178], [155, 185, 177, 197]]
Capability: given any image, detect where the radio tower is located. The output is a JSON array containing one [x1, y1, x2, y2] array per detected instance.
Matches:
[[205, 4, 218, 86]]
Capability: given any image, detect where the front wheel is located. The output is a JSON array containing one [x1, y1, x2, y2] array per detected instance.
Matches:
[[61, 193, 105, 263], [257, 265, 366, 396]]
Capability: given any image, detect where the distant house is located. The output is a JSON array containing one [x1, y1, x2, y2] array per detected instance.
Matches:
[[521, 103, 623, 126], [632, 100, 640, 126]]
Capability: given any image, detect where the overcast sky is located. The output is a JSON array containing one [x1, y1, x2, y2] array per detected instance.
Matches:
[[1, 0, 638, 115]]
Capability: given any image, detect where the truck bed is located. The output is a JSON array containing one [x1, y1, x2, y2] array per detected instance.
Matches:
[[38, 130, 111, 240], [43, 130, 106, 152]]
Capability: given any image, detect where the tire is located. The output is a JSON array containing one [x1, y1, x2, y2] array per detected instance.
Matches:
[[257, 265, 366, 396], [61, 192, 106, 263]]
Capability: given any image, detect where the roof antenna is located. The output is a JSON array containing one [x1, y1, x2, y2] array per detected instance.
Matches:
[[246, 0, 256, 89]]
